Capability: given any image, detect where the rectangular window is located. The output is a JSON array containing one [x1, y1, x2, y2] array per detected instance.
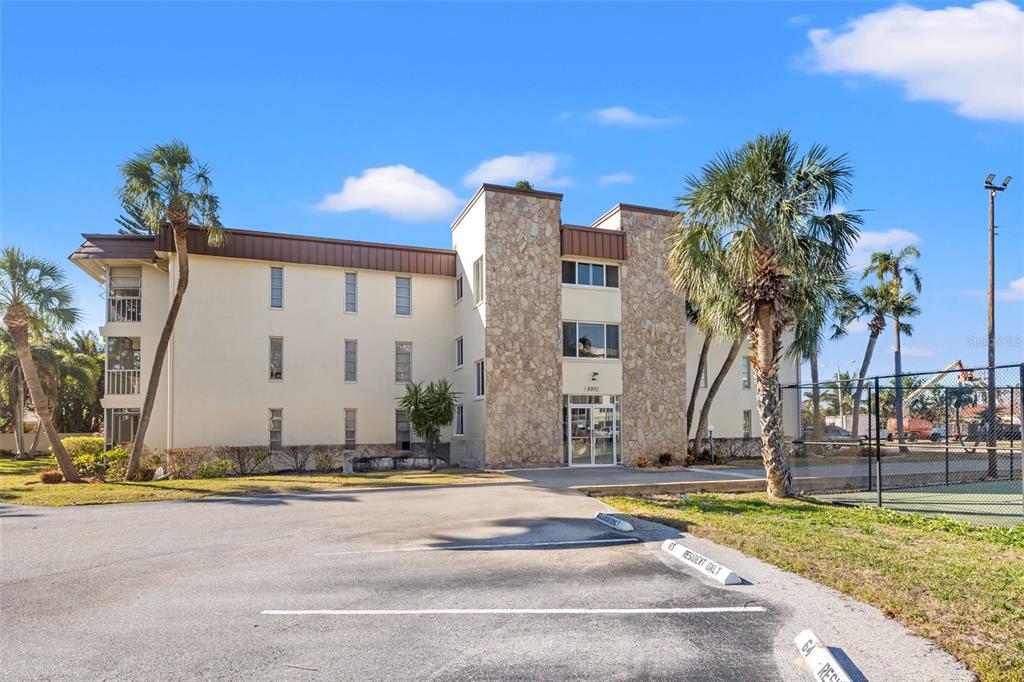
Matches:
[[396, 410, 411, 451], [345, 272, 358, 313], [475, 359, 485, 397], [395, 341, 413, 382], [561, 261, 619, 289], [455, 336, 464, 368], [344, 340, 358, 382], [269, 409, 283, 450], [454, 404, 464, 436], [473, 257, 484, 304], [562, 322, 620, 359], [455, 275, 463, 303], [269, 337, 283, 380], [270, 267, 283, 308], [344, 408, 357, 449], [107, 266, 142, 322], [742, 358, 752, 389], [395, 276, 411, 315], [743, 410, 752, 439]]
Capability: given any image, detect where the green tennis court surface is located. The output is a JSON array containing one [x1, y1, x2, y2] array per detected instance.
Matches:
[[819, 479, 1024, 527]]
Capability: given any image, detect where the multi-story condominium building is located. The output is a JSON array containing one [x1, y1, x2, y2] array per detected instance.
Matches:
[[70, 183, 800, 469]]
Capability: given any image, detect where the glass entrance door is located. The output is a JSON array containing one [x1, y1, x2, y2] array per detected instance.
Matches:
[[566, 404, 619, 466]]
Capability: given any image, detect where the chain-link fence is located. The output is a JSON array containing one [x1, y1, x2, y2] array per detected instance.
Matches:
[[784, 363, 1023, 527]]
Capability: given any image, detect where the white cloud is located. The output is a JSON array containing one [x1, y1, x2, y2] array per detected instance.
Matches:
[[849, 229, 921, 272], [316, 165, 461, 222], [463, 153, 571, 188], [788, 14, 812, 26], [589, 106, 684, 128], [598, 172, 635, 186], [1000, 277, 1024, 301], [844, 318, 869, 335], [806, 0, 1024, 121]]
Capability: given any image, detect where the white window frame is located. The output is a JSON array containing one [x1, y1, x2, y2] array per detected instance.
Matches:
[[395, 341, 413, 383], [741, 357, 752, 389], [396, 409, 411, 451], [344, 408, 357, 449], [743, 409, 752, 439], [455, 336, 464, 369], [454, 404, 464, 436], [473, 257, 484, 305], [269, 336, 284, 381], [269, 408, 283, 451], [270, 266, 283, 309], [455, 274, 464, 304], [344, 339, 358, 382], [395, 276, 412, 316], [106, 265, 142, 323], [345, 272, 358, 313], [474, 359, 485, 398]]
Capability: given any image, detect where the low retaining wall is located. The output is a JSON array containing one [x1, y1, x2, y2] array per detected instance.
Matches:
[[0, 432, 92, 455]]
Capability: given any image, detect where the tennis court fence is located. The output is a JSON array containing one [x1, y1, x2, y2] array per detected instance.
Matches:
[[782, 363, 1024, 526]]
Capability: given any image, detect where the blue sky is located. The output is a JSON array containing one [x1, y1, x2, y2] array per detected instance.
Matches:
[[3, 0, 1022, 378]]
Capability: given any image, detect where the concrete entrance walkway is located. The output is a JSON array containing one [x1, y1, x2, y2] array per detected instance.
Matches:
[[504, 465, 765, 489]]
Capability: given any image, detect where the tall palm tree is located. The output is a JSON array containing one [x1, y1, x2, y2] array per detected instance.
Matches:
[[685, 302, 710, 439], [118, 140, 224, 479], [864, 247, 921, 445], [669, 131, 860, 497], [836, 283, 896, 438], [0, 248, 82, 481]]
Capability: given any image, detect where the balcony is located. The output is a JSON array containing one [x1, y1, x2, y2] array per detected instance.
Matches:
[[107, 295, 142, 323], [106, 369, 141, 395]]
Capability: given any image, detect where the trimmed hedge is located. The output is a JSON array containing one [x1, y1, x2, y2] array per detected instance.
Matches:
[[60, 436, 105, 459]]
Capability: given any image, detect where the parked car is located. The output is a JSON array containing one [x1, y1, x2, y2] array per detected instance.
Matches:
[[801, 424, 854, 441]]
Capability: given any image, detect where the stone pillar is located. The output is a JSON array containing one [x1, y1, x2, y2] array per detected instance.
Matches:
[[483, 188, 564, 468], [619, 207, 688, 464]]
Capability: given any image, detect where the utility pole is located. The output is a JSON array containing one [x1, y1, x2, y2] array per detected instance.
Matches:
[[983, 174, 1011, 477]]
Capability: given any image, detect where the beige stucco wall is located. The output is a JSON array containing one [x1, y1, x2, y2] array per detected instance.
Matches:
[[160, 254, 452, 450], [482, 189, 563, 468], [448, 194, 487, 467], [561, 283, 621, 323], [618, 208, 688, 463]]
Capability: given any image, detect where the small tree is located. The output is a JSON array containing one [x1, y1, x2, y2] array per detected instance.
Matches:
[[514, 180, 534, 190], [397, 379, 458, 471], [0, 248, 82, 481]]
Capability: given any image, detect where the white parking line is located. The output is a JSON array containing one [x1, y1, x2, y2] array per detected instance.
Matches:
[[314, 537, 640, 556], [261, 607, 766, 616]]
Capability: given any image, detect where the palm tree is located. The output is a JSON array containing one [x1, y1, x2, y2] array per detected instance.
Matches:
[[836, 283, 892, 438], [685, 303, 710, 439], [118, 140, 224, 479], [397, 379, 459, 471], [864, 247, 921, 446], [0, 331, 27, 456], [669, 131, 860, 497], [0, 248, 82, 481]]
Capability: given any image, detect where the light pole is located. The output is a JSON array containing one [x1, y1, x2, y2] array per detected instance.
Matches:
[[984, 174, 1011, 476]]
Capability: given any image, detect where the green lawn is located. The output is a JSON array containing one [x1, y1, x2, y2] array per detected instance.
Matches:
[[604, 493, 1024, 682], [0, 455, 512, 506]]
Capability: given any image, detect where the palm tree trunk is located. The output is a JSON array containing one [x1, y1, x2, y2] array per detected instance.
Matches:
[[126, 226, 190, 480], [687, 333, 712, 438], [7, 323, 80, 481], [10, 368, 25, 456], [694, 339, 741, 455], [753, 305, 791, 497], [809, 349, 822, 455], [851, 329, 881, 440], [893, 320, 907, 451], [29, 418, 43, 453]]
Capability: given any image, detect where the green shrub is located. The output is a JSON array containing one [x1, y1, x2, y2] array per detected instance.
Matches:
[[102, 447, 130, 480], [72, 452, 106, 477], [60, 436, 104, 459], [657, 453, 674, 467], [195, 457, 234, 479]]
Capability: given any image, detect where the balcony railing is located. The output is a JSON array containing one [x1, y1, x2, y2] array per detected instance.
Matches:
[[107, 296, 142, 323], [106, 369, 141, 395]]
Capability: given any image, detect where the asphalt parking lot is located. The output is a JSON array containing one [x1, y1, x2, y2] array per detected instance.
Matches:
[[1, 480, 970, 680]]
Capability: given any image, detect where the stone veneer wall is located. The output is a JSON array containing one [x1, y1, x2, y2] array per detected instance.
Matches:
[[483, 190, 564, 468], [619, 208, 688, 463]]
